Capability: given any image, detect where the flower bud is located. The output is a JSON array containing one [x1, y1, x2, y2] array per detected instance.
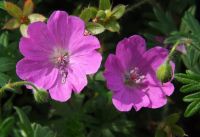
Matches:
[[156, 62, 173, 83], [33, 89, 49, 103]]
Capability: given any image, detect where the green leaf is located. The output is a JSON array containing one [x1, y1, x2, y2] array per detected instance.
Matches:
[[99, 0, 111, 10], [0, 32, 8, 48], [165, 113, 180, 125], [0, 117, 15, 137], [80, 7, 97, 22], [180, 83, 200, 93], [183, 12, 200, 36], [3, 18, 20, 30], [86, 22, 105, 35], [183, 92, 200, 102], [111, 4, 126, 19], [0, 57, 15, 72], [96, 10, 106, 20], [184, 101, 200, 117], [155, 129, 167, 137], [171, 125, 185, 137], [20, 24, 28, 37], [0, 1, 5, 10], [0, 73, 10, 86], [149, 7, 176, 35], [175, 73, 198, 84], [4, 1, 23, 19], [14, 107, 34, 137], [28, 13, 46, 23], [105, 19, 120, 32], [32, 123, 55, 137], [23, 0, 34, 16]]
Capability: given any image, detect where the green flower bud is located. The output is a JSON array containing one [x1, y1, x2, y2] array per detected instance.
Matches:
[[156, 62, 172, 83], [33, 89, 49, 103]]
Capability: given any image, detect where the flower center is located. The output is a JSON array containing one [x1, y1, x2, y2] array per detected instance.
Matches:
[[124, 67, 145, 86], [51, 48, 69, 84]]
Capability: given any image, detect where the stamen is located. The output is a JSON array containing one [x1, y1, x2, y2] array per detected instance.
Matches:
[[52, 52, 69, 84], [124, 67, 146, 86]]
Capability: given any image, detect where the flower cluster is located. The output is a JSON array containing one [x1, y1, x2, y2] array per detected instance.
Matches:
[[16, 10, 175, 111]]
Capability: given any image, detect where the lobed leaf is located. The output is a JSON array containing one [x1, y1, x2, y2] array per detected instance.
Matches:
[[111, 4, 126, 19], [105, 19, 120, 32], [80, 7, 97, 22], [183, 92, 200, 102], [184, 101, 200, 117], [3, 18, 20, 30], [86, 22, 105, 35], [0, 117, 15, 137], [14, 107, 34, 137], [23, 0, 34, 16], [0, 57, 15, 72], [4, 1, 23, 19], [180, 84, 200, 93], [99, 0, 111, 10]]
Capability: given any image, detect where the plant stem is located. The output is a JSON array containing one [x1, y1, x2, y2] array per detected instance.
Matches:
[[126, 0, 149, 13], [0, 81, 39, 94], [167, 41, 180, 62]]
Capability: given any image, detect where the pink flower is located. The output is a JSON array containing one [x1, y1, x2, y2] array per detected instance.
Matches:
[[103, 35, 174, 111], [16, 11, 102, 102]]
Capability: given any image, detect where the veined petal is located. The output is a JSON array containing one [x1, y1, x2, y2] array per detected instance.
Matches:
[[70, 51, 102, 74], [49, 77, 72, 102], [116, 35, 146, 70], [104, 54, 124, 91], [112, 88, 150, 112], [16, 58, 58, 89], [68, 64, 88, 93]]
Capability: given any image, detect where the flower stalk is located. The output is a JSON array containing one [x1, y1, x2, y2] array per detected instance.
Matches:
[[167, 41, 180, 62], [0, 81, 40, 96]]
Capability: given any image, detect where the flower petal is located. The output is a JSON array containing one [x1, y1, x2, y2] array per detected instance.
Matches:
[[162, 82, 174, 96], [141, 46, 168, 73], [47, 11, 85, 49], [49, 78, 72, 102], [47, 11, 69, 48], [116, 35, 146, 70], [112, 88, 150, 111], [19, 37, 52, 61], [70, 51, 102, 74], [68, 65, 87, 93], [27, 22, 56, 50], [146, 86, 167, 108], [16, 59, 58, 89], [104, 54, 124, 91], [69, 35, 100, 56]]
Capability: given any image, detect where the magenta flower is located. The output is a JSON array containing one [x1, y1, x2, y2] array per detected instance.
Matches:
[[104, 35, 174, 111], [16, 11, 102, 102]]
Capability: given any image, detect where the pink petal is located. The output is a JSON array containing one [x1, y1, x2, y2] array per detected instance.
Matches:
[[146, 86, 167, 108], [103, 54, 124, 91], [68, 65, 87, 93], [49, 78, 72, 102], [27, 22, 56, 51], [141, 46, 168, 72], [116, 35, 146, 70], [16, 59, 58, 89], [70, 51, 102, 74], [69, 35, 100, 56], [19, 37, 51, 61], [47, 11, 69, 48], [112, 88, 150, 112], [66, 16, 85, 47], [162, 82, 174, 96], [47, 11, 85, 49]]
